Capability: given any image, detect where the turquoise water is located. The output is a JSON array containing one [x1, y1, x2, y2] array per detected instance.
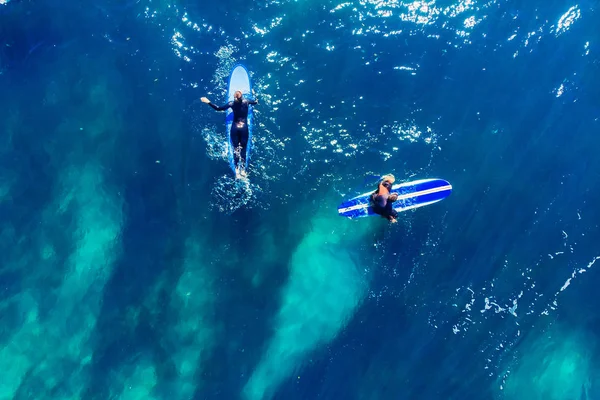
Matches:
[[1, 0, 599, 399]]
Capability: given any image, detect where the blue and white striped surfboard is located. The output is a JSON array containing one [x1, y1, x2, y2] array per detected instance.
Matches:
[[338, 178, 452, 219]]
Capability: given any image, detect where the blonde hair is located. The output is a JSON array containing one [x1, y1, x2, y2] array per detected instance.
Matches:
[[381, 174, 395, 184]]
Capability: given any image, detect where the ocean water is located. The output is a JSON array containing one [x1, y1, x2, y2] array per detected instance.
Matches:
[[1, 0, 599, 399]]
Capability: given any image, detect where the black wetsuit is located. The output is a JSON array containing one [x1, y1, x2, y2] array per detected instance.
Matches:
[[372, 193, 398, 219], [208, 98, 257, 168], [371, 181, 398, 220]]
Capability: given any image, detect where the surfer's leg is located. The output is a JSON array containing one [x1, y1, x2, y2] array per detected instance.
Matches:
[[230, 126, 242, 167], [239, 124, 249, 166], [385, 201, 398, 223], [371, 195, 388, 218], [373, 195, 397, 222]]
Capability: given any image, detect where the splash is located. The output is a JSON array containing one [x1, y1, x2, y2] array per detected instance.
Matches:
[[242, 212, 372, 400], [555, 6, 581, 36], [332, 0, 489, 38], [213, 44, 239, 89], [210, 173, 261, 214], [201, 125, 229, 162]]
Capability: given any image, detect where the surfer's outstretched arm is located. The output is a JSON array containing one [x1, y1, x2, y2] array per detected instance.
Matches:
[[200, 97, 231, 111], [247, 89, 258, 105], [209, 102, 232, 111]]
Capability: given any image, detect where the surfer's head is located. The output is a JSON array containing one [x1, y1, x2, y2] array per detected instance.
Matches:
[[381, 174, 395, 185], [234, 91, 243, 101], [378, 174, 395, 193]]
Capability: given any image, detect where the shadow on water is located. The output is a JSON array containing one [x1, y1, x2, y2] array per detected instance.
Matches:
[[193, 204, 305, 399], [81, 95, 187, 397], [0, 71, 65, 320]]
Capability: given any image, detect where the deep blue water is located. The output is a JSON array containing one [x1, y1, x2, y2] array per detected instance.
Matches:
[[1, 0, 600, 399]]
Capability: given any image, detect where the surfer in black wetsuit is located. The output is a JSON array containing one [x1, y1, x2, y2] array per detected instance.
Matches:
[[201, 90, 258, 178], [371, 174, 399, 223]]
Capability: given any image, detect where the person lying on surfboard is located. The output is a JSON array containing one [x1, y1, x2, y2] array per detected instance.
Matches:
[[371, 174, 399, 223], [201, 90, 258, 178]]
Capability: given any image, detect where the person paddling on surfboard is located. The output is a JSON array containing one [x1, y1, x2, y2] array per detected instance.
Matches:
[[201, 90, 258, 179], [371, 174, 399, 223]]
